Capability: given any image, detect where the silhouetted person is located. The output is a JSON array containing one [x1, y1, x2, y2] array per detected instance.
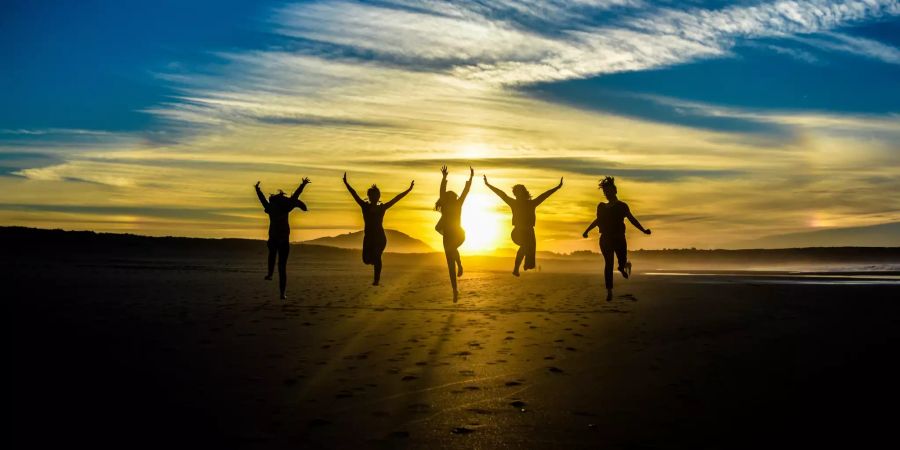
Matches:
[[484, 175, 563, 276], [255, 178, 310, 300], [435, 165, 473, 302], [582, 176, 651, 301], [343, 172, 414, 286]]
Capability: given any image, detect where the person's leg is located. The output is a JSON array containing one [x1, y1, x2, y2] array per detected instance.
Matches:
[[444, 247, 458, 302], [265, 241, 276, 280], [510, 227, 523, 276], [600, 235, 614, 299], [373, 257, 382, 286], [513, 247, 525, 276], [454, 230, 465, 277], [616, 235, 630, 279], [278, 242, 289, 299], [523, 228, 536, 270], [373, 232, 386, 286]]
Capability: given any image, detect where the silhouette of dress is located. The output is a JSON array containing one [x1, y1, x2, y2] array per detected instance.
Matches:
[[343, 175, 413, 285], [436, 177, 471, 249], [360, 203, 388, 266]]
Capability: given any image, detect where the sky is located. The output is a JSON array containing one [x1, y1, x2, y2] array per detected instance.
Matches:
[[1, 0, 899, 253]]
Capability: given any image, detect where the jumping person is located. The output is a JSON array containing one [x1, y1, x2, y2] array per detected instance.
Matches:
[[582, 176, 651, 301], [435, 165, 473, 302], [343, 172, 414, 286], [255, 178, 310, 300], [484, 175, 563, 276]]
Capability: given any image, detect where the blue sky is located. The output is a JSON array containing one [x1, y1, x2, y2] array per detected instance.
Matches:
[[1, 0, 282, 131], [1, 0, 898, 250], [2, 1, 897, 135]]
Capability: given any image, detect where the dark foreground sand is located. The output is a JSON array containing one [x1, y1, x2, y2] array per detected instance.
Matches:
[[7, 253, 900, 449]]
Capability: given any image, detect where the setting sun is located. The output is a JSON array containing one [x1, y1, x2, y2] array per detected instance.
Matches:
[[460, 191, 505, 253]]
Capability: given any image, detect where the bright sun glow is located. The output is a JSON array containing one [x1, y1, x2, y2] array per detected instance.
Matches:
[[460, 191, 505, 253]]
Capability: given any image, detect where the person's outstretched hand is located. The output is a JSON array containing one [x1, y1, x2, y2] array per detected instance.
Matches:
[[582, 231, 589, 238], [469, 166, 474, 179], [255, 181, 261, 189], [643, 229, 652, 235], [342, 172, 348, 182], [409, 180, 415, 190], [302, 177, 311, 185], [558, 177, 564, 188], [483, 174, 489, 185], [441, 165, 448, 178]]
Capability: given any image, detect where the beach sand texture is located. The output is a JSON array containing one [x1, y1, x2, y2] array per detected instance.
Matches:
[[8, 253, 900, 449]]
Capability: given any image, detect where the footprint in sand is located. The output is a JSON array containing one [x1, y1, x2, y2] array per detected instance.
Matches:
[[408, 403, 431, 413], [504, 380, 523, 387], [401, 375, 419, 381], [547, 366, 564, 374]]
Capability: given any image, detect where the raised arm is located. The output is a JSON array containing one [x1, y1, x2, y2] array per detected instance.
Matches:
[[385, 180, 414, 209], [342, 172, 365, 207], [440, 165, 448, 197], [459, 166, 474, 204], [291, 177, 311, 200], [255, 181, 269, 209], [534, 177, 563, 206], [625, 205, 651, 235], [483, 175, 513, 205]]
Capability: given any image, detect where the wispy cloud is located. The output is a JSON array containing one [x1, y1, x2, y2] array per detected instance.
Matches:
[[792, 31, 900, 63]]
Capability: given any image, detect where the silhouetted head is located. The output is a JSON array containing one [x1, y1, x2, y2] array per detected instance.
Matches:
[[512, 184, 531, 200], [599, 176, 617, 200], [269, 190, 287, 204], [367, 184, 381, 204], [435, 190, 458, 211]]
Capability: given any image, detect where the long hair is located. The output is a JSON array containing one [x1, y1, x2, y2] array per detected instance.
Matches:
[[599, 176, 617, 195], [512, 184, 531, 200], [435, 191, 458, 211]]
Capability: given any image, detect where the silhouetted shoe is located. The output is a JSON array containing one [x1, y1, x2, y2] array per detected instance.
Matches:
[[512, 270, 520, 277], [453, 290, 458, 303], [264, 274, 273, 280], [619, 262, 631, 279], [606, 289, 613, 302], [280, 293, 287, 300], [372, 281, 379, 286]]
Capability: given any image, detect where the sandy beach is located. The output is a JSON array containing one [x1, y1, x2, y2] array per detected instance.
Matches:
[[7, 243, 899, 449]]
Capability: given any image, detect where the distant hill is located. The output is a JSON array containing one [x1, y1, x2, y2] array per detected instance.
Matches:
[[736, 222, 900, 249], [303, 229, 435, 253]]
